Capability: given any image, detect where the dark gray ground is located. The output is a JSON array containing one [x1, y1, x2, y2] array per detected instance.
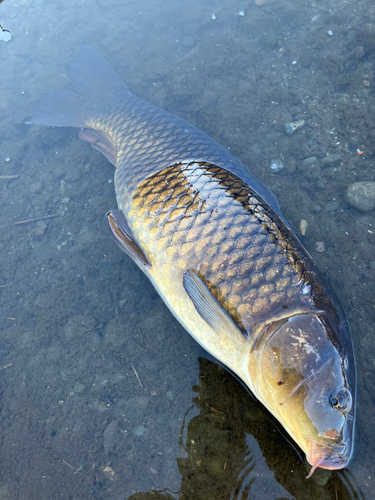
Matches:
[[0, 0, 374, 498]]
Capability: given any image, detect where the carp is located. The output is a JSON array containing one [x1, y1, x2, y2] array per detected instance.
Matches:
[[26, 46, 356, 476]]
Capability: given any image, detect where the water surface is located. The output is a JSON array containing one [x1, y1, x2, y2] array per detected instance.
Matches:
[[0, 0, 374, 498]]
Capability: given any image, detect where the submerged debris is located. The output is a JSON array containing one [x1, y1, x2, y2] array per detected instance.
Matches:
[[284, 120, 305, 134]]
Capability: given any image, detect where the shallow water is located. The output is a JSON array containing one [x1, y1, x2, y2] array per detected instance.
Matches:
[[0, 0, 374, 498]]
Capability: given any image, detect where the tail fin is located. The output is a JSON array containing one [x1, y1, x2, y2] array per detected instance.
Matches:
[[25, 45, 131, 166], [25, 45, 129, 128]]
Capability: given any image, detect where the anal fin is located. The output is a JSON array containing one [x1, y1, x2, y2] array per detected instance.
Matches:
[[107, 209, 150, 269], [79, 129, 117, 166], [183, 269, 247, 340]]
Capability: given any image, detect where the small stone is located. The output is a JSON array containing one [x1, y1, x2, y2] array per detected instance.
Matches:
[[346, 46, 364, 61], [316, 242, 325, 252], [286, 160, 296, 174], [302, 156, 318, 168], [345, 182, 375, 211], [119, 298, 128, 308], [166, 391, 175, 402], [73, 382, 86, 393], [102, 465, 117, 480], [103, 420, 119, 454], [269, 158, 284, 172], [311, 205, 322, 213], [0, 30, 11, 43], [300, 219, 308, 236], [30, 182, 43, 194], [134, 396, 150, 409], [321, 154, 341, 166], [34, 220, 47, 236], [134, 425, 148, 437], [325, 200, 340, 213], [284, 120, 305, 134], [316, 178, 326, 190]]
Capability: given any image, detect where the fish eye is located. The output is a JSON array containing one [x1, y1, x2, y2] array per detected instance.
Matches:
[[329, 388, 352, 413]]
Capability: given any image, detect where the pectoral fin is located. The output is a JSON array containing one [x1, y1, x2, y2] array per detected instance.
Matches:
[[183, 269, 247, 340], [107, 209, 151, 269]]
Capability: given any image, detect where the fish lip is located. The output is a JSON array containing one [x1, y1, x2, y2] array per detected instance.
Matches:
[[313, 454, 349, 471], [307, 441, 351, 471]]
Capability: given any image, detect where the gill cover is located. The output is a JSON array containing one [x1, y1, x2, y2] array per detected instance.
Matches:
[[256, 313, 355, 472]]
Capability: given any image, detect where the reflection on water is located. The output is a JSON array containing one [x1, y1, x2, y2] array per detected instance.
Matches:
[[129, 358, 364, 500]]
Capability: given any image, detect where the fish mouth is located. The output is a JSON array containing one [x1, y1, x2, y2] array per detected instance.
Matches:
[[306, 441, 349, 477]]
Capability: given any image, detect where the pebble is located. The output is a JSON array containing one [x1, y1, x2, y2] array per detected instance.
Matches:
[[134, 425, 148, 437], [316, 242, 325, 252], [166, 390, 175, 402], [34, 220, 47, 236], [284, 120, 305, 135], [321, 154, 341, 166], [346, 46, 365, 62], [325, 200, 340, 213], [102, 465, 117, 480], [269, 158, 284, 172], [345, 182, 375, 211], [300, 219, 308, 236], [103, 420, 119, 454], [73, 382, 86, 393], [0, 30, 11, 43], [316, 178, 326, 190], [302, 156, 318, 169], [30, 182, 43, 195], [134, 396, 150, 409]]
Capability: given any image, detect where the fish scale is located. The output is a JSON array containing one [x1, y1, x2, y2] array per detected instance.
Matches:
[[129, 160, 322, 334]]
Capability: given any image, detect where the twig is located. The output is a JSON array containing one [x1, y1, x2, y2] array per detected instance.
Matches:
[[62, 460, 87, 477], [131, 363, 143, 388], [15, 214, 58, 225], [0, 175, 18, 179], [82, 324, 103, 333], [0, 363, 12, 371]]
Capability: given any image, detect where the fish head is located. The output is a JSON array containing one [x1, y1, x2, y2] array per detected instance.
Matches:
[[252, 312, 355, 474]]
